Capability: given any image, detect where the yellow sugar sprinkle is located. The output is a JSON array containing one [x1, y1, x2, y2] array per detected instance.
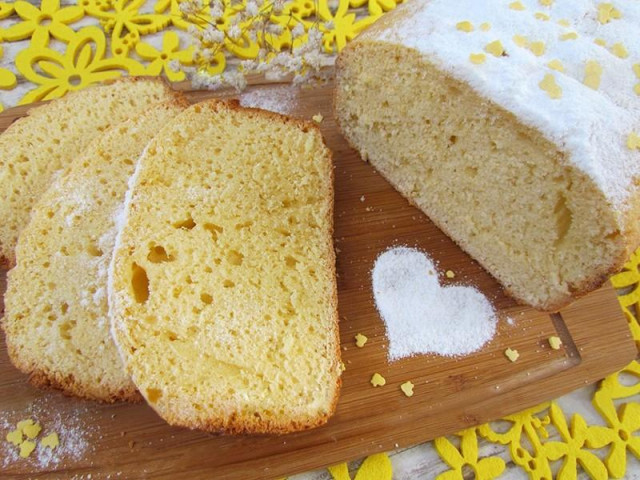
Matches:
[[529, 41, 546, 56], [41, 432, 60, 450], [400, 381, 415, 397], [312, 113, 323, 123], [628, 132, 640, 150], [445, 270, 455, 278], [634, 64, 640, 78], [6, 429, 23, 446], [509, 1, 525, 10], [456, 20, 474, 32], [19, 440, 36, 458], [539, 0, 553, 6], [534, 12, 550, 21], [634, 84, 640, 96], [557, 19, 570, 26], [22, 422, 42, 440], [16, 419, 35, 431], [355, 333, 368, 348], [594, 38, 607, 47], [485, 40, 505, 57], [548, 336, 563, 350], [370, 373, 386, 387], [584, 60, 603, 90], [539, 74, 562, 99], [339, 361, 346, 372], [547, 59, 564, 72], [469, 53, 487, 64], [560, 32, 578, 41], [513, 34, 529, 47], [504, 348, 520, 362], [597, 3, 621, 24], [480, 22, 491, 31], [610, 43, 628, 59]]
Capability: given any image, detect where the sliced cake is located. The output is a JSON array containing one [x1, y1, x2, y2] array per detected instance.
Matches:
[[109, 100, 341, 433]]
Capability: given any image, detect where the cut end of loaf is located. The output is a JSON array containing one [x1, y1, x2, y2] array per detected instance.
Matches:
[[335, 42, 629, 311], [110, 100, 341, 434]]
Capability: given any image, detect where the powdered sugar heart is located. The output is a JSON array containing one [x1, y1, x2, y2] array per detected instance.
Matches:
[[372, 247, 497, 360]]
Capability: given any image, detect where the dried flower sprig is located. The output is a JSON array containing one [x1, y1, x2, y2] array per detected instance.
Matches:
[[178, 0, 335, 91]]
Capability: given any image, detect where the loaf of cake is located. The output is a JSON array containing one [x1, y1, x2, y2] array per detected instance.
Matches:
[[0, 77, 176, 267], [109, 100, 341, 433], [335, 0, 640, 311], [3, 99, 189, 402]]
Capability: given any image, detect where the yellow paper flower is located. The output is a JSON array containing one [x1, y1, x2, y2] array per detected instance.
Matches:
[[84, 0, 171, 56], [16, 26, 145, 104], [543, 404, 608, 480], [434, 428, 505, 480], [0, 2, 14, 21], [154, 0, 212, 30], [2, 0, 84, 45], [0, 46, 17, 90], [136, 31, 194, 81], [588, 382, 640, 478], [328, 453, 392, 480]]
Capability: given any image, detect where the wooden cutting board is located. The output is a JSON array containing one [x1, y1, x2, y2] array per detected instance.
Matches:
[[0, 79, 636, 480]]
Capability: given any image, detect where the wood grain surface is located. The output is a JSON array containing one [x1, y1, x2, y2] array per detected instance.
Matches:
[[0, 79, 637, 480]]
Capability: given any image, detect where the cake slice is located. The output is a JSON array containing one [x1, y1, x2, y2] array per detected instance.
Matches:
[[0, 77, 177, 267], [109, 100, 341, 433], [335, 0, 640, 311], [3, 98, 189, 402]]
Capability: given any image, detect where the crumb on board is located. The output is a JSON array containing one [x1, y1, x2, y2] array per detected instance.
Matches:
[[355, 333, 368, 348], [400, 381, 415, 397], [548, 336, 563, 350], [504, 347, 520, 362], [312, 113, 324, 123], [445, 270, 455, 278], [371, 373, 386, 387]]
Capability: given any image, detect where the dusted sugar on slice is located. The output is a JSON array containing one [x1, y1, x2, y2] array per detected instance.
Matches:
[[109, 100, 341, 434]]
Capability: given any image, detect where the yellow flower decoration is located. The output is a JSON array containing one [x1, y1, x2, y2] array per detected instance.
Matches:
[[610, 247, 640, 345], [0, 46, 17, 112], [588, 380, 640, 478], [84, 0, 171, 56], [0, 2, 14, 21], [154, 0, 212, 30], [136, 31, 194, 81], [434, 428, 505, 480], [316, 0, 378, 52], [16, 26, 145, 104], [478, 403, 553, 480], [328, 453, 392, 480], [543, 404, 608, 480], [2, 0, 84, 45]]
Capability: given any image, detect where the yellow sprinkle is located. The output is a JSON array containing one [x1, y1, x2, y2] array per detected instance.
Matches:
[[16, 419, 34, 431], [513, 34, 529, 47], [456, 20, 474, 32], [370, 373, 386, 387], [400, 381, 415, 397], [355, 333, 368, 348], [312, 113, 323, 123], [539, 74, 562, 99], [597, 3, 621, 24], [529, 41, 546, 56], [22, 422, 42, 440], [539, 0, 553, 6], [634, 64, 640, 78], [594, 38, 607, 47], [469, 53, 487, 64], [547, 59, 564, 72], [504, 347, 520, 362], [41, 432, 60, 450], [6, 429, 23, 446], [339, 361, 346, 372], [557, 19, 570, 27], [610, 43, 628, 59], [584, 60, 603, 90], [548, 336, 563, 350], [445, 270, 455, 278], [509, 1, 525, 10], [480, 22, 491, 31], [634, 84, 640, 96], [628, 132, 640, 150], [560, 32, 578, 41], [19, 440, 36, 458], [485, 40, 505, 57], [534, 12, 550, 21]]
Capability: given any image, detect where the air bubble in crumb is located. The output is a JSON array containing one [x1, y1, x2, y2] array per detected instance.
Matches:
[[1, 397, 94, 470]]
